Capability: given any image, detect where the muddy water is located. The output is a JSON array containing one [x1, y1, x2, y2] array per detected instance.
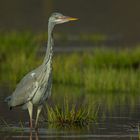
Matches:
[[0, 85, 140, 140]]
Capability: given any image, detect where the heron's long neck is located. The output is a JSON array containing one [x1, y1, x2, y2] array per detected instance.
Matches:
[[43, 22, 55, 65]]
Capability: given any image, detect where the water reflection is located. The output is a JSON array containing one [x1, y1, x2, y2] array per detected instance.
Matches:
[[0, 126, 139, 140], [30, 130, 39, 140], [0, 84, 140, 139]]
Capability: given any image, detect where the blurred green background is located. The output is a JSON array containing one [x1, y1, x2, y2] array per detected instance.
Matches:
[[0, 0, 140, 89], [0, 0, 140, 45]]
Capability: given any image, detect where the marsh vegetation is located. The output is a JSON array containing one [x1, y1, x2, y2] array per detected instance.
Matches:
[[0, 32, 140, 130], [0, 32, 140, 91]]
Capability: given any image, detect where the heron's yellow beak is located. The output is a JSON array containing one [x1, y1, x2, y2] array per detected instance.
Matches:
[[67, 17, 78, 21]]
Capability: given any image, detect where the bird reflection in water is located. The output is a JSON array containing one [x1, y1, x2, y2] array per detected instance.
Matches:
[[29, 130, 39, 140]]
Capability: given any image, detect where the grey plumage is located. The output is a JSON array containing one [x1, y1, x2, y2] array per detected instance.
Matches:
[[5, 12, 78, 129]]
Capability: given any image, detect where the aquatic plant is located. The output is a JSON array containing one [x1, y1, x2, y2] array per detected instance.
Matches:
[[42, 97, 98, 127], [0, 32, 140, 92]]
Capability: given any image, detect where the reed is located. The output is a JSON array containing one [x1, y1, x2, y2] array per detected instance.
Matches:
[[42, 97, 98, 127]]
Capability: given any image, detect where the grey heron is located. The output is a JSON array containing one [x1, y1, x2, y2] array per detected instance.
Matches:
[[5, 12, 78, 129]]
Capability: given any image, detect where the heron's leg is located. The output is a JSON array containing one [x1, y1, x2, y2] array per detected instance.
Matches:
[[35, 130, 39, 140], [29, 129, 32, 140], [27, 101, 33, 129], [35, 105, 43, 129]]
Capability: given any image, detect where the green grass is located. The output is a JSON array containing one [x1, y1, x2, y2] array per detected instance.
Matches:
[[41, 97, 98, 127], [0, 32, 140, 92], [0, 32, 42, 87], [53, 51, 140, 93]]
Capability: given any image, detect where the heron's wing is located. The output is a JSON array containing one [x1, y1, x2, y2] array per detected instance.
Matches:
[[9, 68, 40, 107]]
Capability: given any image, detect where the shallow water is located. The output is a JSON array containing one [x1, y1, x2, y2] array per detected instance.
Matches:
[[0, 85, 140, 140], [0, 120, 139, 140]]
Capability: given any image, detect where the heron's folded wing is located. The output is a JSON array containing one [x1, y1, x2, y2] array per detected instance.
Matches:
[[10, 72, 39, 107]]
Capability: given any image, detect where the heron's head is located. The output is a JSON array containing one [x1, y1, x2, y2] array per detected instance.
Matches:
[[49, 12, 78, 25]]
